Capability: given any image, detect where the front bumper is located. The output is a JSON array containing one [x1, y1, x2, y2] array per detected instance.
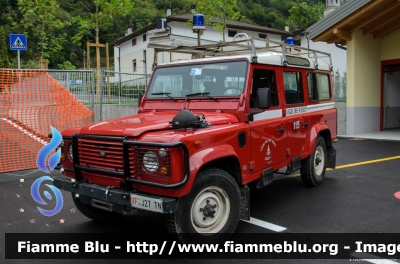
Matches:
[[53, 176, 177, 214]]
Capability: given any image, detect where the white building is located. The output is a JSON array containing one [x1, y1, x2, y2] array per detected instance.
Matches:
[[111, 2, 347, 79], [110, 14, 292, 76]]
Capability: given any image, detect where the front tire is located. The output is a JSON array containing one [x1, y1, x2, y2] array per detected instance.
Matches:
[[300, 135, 327, 187], [165, 168, 241, 243]]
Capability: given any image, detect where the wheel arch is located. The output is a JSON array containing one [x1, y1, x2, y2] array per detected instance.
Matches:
[[306, 123, 332, 156], [187, 145, 242, 194], [199, 156, 242, 185]]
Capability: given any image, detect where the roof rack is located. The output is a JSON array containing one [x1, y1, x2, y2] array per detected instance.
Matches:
[[148, 33, 333, 71]]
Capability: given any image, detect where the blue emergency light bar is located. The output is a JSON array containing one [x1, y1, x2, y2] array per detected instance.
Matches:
[[285, 37, 294, 45], [193, 14, 205, 30]]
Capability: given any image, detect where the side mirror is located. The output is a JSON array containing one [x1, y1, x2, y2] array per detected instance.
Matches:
[[138, 92, 144, 108], [257, 88, 271, 109]]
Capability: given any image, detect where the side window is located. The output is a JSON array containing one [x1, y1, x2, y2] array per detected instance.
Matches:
[[307, 73, 331, 101], [250, 69, 278, 109], [284, 71, 304, 105]]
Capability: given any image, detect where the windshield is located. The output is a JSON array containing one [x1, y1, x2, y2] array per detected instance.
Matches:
[[147, 60, 248, 99]]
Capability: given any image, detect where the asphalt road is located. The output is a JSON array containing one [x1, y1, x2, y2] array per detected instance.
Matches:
[[1, 137, 400, 264]]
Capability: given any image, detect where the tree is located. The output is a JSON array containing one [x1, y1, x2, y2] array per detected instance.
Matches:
[[72, 0, 134, 46], [72, 0, 134, 75], [0, 26, 10, 68], [13, 0, 67, 61], [287, 0, 324, 50], [196, 0, 241, 42]]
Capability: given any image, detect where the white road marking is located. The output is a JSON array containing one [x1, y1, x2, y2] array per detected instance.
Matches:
[[3, 169, 40, 177], [241, 217, 287, 232], [0, 118, 47, 145], [350, 252, 400, 264]]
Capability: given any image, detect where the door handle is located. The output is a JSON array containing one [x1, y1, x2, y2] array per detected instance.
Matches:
[[302, 122, 310, 127], [276, 128, 285, 133]]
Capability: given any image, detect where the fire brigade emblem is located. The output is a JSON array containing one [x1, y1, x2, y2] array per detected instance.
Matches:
[[260, 138, 276, 165]]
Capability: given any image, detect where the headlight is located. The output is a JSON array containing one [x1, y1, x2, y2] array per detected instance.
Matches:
[[69, 144, 73, 159], [143, 151, 158, 172], [159, 148, 167, 157]]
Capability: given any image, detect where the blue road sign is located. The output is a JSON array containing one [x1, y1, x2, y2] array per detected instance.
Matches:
[[10, 34, 27, 51]]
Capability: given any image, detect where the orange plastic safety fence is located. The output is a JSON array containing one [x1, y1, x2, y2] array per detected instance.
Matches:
[[0, 69, 94, 173]]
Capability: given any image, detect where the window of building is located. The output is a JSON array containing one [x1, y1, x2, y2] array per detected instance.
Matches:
[[228, 30, 237, 37], [143, 34, 146, 42], [132, 38, 137, 46], [133, 59, 137, 72], [283, 71, 304, 105], [259, 34, 267, 39], [307, 73, 331, 101]]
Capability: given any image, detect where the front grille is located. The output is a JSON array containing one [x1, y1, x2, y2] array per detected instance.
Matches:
[[77, 138, 125, 175], [76, 138, 170, 178], [71, 135, 189, 189]]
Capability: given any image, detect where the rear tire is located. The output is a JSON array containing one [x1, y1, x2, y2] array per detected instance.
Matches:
[[300, 135, 327, 187], [72, 193, 123, 221], [165, 168, 241, 243]]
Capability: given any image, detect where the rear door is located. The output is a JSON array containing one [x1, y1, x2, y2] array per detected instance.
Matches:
[[283, 70, 308, 158]]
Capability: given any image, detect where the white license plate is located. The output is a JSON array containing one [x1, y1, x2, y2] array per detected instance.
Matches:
[[130, 194, 163, 213]]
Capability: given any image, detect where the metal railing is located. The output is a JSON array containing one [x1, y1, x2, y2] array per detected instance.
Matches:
[[333, 75, 347, 102], [100, 71, 149, 104], [46, 69, 150, 105]]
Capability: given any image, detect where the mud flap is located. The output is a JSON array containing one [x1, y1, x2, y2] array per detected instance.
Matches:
[[239, 185, 250, 221], [256, 168, 274, 189], [286, 156, 301, 174], [327, 146, 336, 169]]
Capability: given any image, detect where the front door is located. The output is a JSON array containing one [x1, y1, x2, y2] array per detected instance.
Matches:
[[249, 68, 286, 172], [383, 66, 400, 130]]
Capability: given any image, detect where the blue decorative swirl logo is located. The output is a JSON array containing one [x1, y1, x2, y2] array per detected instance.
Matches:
[[31, 176, 64, 217], [32, 126, 64, 217], [36, 126, 62, 173]]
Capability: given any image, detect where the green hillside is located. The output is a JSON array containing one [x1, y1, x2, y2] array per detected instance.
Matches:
[[0, 0, 327, 69]]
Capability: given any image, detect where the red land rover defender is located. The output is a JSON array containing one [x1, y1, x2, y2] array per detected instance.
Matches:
[[54, 36, 337, 243]]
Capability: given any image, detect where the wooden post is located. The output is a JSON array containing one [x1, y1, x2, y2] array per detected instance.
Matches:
[[40, 58, 49, 69], [86, 40, 109, 103], [86, 42, 91, 103], [95, 37, 101, 102], [106, 43, 110, 101]]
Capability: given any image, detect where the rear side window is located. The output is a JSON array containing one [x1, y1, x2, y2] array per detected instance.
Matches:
[[307, 73, 331, 101], [284, 71, 304, 105]]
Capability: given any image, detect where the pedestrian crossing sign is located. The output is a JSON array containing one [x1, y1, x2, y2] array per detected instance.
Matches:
[[10, 34, 27, 51]]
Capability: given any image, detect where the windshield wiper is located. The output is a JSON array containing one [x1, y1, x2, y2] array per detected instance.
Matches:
[[151, 92, 177, 102], [185, 92, 217, 101]]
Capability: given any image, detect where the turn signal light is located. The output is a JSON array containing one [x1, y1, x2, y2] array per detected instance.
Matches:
[[160, 167, 168, 176]]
